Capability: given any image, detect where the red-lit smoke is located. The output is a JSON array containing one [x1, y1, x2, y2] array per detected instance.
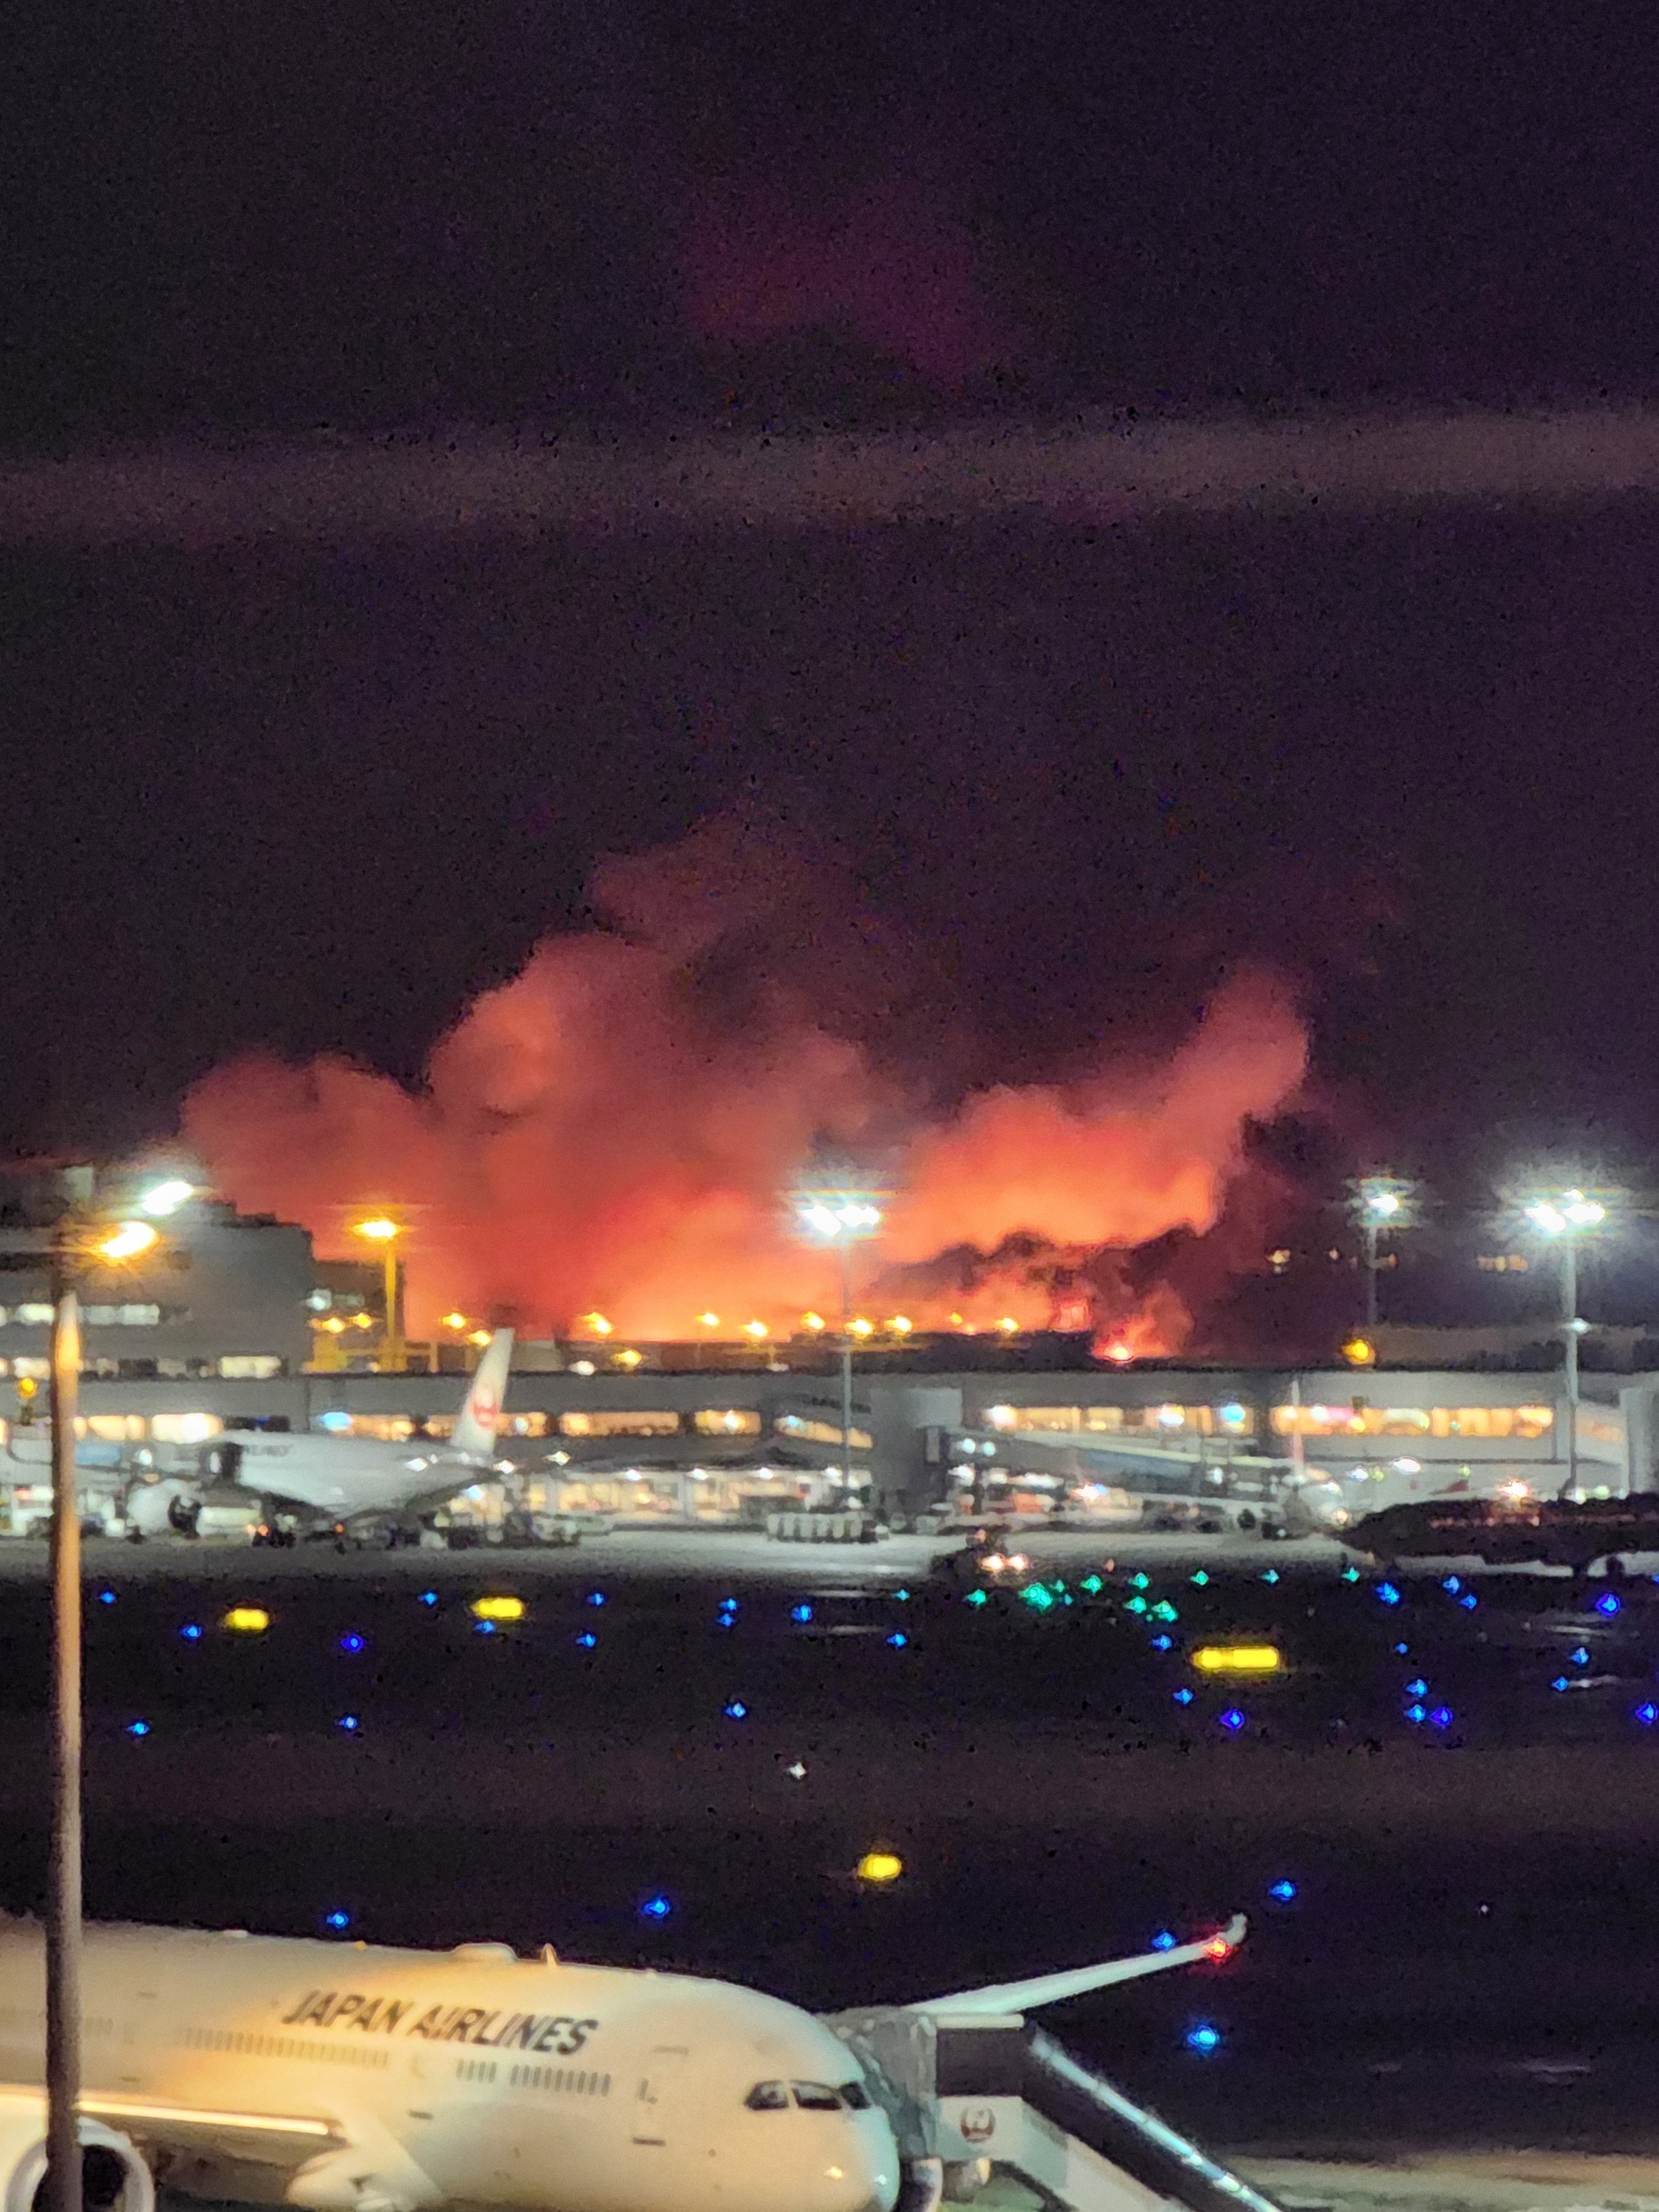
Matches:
[[182, 825, 1308, 1352]]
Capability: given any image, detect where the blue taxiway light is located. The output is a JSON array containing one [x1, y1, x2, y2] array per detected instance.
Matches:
[[965, 1589, 989, 1607], [639, 1895, 673, 1920], [1260, 1570, 1280, 1584], [1151, 1634, 1174, 1652], [1130, 1574, 1150, 1590], [1636, 1703, 1659, 1726], [1443, 1575, 1462, 1593], [1429, 1706, 1454, 1729], [895, 1588, 911, 1601], [340, 1634, 366, 1654], [179, 1624, 202, 1642], [1393, 1642, 1409, 1655], [575, 1632, 597, 1649], [1459, 1593, 1478, 1610], [1190, 1571, 1209, 1587], [1406, 1678, 1428, 1697], [323, 1911, 352, 1931], [1172, 1688, 1194, 1705], [1081, 1575, 1104, 1594], [1597, 1592, 1623, 1616], [1376, 1583, 1401, 1605], [98, 1590, 117, 1606], [1217, 1708, 1246, 1733], [1267, 1880, 1297, 1902], [791, 1604, 814, 1624], [724, 1700, 748, 1719], [418, 1592, 438, 1607], [1340, 1568, 1360, 1583], [126, 1720, 150, 1738], [1405, 1704, 1427, 1724], [336, 1715, 360, 1733], [1571, 1646, 1590, 1665], [1150, 1932, 1177, 1952], [1551, 1676, 1572, 1692], [586, 1592, 606, 1606], [1185, 2025, 1223, 2054], [886, 1632, 909, 1649], [475, 1621, 497, 1637]]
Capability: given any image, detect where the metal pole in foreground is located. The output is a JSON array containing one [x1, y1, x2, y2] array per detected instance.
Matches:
[[1562, 1235, 1580, 1501], [47, 1257, 83, 2212], [838, 1239, 854, 1490]]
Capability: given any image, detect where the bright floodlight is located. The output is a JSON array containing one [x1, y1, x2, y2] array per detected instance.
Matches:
[[797, 1195, 883, 1238], [138, 1178, 195, 1217], [352, 1216, 400, 1242], [1364, 1190, 1402, 1220], [1526, 1190, 1606, 1235], [98, 1220, 159, 1261]]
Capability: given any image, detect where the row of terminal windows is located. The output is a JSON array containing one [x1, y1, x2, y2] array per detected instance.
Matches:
[[0, 1355, 284, 1383], [979, 1402, 1556, 1442], [0, 1303, 163, 1328], [1271, 1405, 1554, 1439]]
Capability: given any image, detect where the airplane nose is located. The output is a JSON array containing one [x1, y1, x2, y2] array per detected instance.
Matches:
[[837, 2117, 900, 2212]]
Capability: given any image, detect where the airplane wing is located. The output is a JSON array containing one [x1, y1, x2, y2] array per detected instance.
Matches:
[[81, 2091, 342, 2169], [906, 1914, 1246, 2016]]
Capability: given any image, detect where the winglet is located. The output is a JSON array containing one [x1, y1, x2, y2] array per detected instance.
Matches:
[[451, 1330, 515, 1462], [905, 1915, 1246, 2017]]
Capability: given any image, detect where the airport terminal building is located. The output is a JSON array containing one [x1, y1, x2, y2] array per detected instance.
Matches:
[[4, 1177, 1659, 1520]]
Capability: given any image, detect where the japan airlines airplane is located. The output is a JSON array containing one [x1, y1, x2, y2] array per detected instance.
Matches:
[[0, 1914, 1245, 2212], [124, 1332, 517, 1545]]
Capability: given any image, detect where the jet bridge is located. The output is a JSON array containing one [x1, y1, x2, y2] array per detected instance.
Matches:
[[830, 2008, 1281, 2212]]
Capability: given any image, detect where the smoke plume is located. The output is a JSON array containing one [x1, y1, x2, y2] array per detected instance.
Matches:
[[182, 820, 1308, 1353]]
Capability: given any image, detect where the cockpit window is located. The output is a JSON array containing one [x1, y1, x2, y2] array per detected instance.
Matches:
[[792, 2082, 843, 2110], [838, 2079, 872, 2110], [745, 2081, 790, 2110]]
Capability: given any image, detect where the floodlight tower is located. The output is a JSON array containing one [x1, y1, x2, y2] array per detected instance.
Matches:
[[1349, 1175, 1417, 1334], [794, 1187, 884, 1493], [1522, 1188, 1609, 1499]]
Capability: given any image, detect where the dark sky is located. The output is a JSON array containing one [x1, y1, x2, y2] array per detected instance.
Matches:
[[7, 1, 1659, 1217]]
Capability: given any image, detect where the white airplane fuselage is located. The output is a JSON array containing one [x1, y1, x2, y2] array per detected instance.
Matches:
[[0, 1922, 898, 2212]]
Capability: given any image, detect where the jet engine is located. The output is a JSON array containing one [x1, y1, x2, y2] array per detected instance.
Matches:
[[123, 1479, 202, 1538], [0, 2091, 155, 2212]]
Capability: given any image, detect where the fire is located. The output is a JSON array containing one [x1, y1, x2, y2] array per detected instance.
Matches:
[[182, 822, 1308, 1345]]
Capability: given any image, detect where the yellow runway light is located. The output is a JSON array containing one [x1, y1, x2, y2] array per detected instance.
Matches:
[[471, 1594, 525, 1624], [1191, 1645, 1282, 1675], [855, 1851, 904, 1885], [222, 1607, 271, 1635]]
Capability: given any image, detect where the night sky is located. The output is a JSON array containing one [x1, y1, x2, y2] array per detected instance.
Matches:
[[7, 2, 1659, 1227]]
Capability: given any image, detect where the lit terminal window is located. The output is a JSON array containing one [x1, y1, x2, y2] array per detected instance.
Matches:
[[559, 1411, 682, 1438], [692, 1408, 763, 1437], [1271, 1404, 1554, 1440], [983, 1404, 1248, 1438], [775, 1413, 873, 1451], [78, 1415, 148, 1442], [80, 1305, 163, 1327], [218, 1355, 285, 1380], [1476, 1254, 1531, 1273], [150, 1413, 224, 1444]]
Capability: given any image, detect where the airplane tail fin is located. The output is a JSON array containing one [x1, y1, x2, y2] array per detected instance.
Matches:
[[905, 1915, 1245, 2017], [451, 1330, 515, 1461]]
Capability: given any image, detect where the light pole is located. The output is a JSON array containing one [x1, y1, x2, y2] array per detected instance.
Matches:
[[794, 1191, 883, 1499], [1523, 1189, 1608, 1499], [1349, 1175, 1415, 1335], [43, 1174, 190, 2212], [352, 1218, 404, 1373]]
